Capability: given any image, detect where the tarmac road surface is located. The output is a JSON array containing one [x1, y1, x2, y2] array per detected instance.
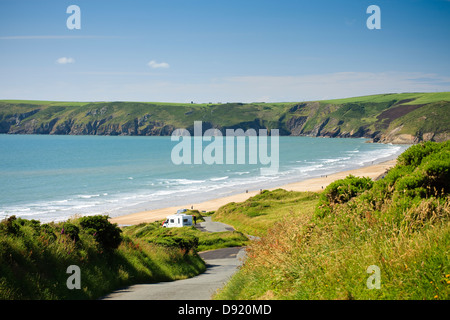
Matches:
[[102, 246, 246, 300]]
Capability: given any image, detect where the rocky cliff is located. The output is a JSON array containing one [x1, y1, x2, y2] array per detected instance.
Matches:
[[1, 92, 449, 144]]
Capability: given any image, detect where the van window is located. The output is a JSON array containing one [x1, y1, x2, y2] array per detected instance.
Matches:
[[170, 219, 174, 223], [183, 219, 188, 223]]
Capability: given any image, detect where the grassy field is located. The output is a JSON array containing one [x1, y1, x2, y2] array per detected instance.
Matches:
[[3, 92, 449, 107], [213, 141, 450, 300], [1, 92, 449, 142], [318, 92, 450, 105], [213, 190, 319, 237]]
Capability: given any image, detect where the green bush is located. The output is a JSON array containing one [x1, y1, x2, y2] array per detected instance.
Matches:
[[315, 141, 450, 229], [0, 215, 206, 299], [0, 216, 21, 235], [316, 141, 450, 217], [392, 142, 449, 197], [123, 222, 249, 252], [61, 222, 80, 243], [217, 141, 450, 300], [397, 140, 446, 167], [79, 215, 122, 250], [315, 175, 373, 218], [158, 234, 199, 253], [39, 223, 58, 243], [141, 227, 199, 253], [421, 159, 450, 193], [0, 216, 42, 236]]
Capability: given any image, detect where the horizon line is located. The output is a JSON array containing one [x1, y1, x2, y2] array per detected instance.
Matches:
[[1, 91, 449, 105]]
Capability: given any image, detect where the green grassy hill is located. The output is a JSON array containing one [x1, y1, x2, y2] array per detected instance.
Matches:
[[1, 92, 449, 143], [213, 141, 450, 300]]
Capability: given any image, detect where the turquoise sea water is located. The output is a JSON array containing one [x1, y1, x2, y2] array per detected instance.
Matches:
[[0, 135, 408, 223]]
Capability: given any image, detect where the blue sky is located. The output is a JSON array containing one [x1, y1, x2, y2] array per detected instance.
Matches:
[[0, 0, 449, 102]]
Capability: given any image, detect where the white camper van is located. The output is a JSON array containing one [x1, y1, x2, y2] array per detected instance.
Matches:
[[162, 213, 193, 228]]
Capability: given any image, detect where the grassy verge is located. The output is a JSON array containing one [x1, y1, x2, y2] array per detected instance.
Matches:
[[0, 215, 206, 299], [122, 210, 249, 252], [213, 190, 319, 237], [214, 141, 450, 300]]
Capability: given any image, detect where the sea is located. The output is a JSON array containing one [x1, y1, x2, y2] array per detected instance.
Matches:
[[0, 134, 409, 223]]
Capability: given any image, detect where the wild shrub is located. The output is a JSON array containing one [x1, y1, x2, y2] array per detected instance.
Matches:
[[0, 216, 41, 236], [216, 141, 450, 300], [141, 227, 199, 253], [79, 215, 122, 250], [316, 141, 449, 223], [39, 223, 57, 243], [60, 222, 80, 243], [397, 140, 448, 167], [315, 175, 373, 218], [0, 215, 206, 299], [0, 216, 21, 235], [420, 158, 450, 193]]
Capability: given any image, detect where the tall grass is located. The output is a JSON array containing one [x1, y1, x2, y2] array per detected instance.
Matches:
[[0, 216, 205, 299], [216, 197, 449, 300], [122, 216, 249, 252], [215, 141, 450, 300], [214, 190, 319, 237]]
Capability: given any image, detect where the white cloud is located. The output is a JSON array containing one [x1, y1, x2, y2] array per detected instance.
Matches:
[[147, 60, 170, 69], [56, 57, 75, 64]]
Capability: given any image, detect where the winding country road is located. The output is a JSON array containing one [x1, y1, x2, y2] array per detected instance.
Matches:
[[102, 217, 246, 300]]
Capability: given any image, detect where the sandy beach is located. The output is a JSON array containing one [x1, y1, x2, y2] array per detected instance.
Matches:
[[109, 158, 397, 226]]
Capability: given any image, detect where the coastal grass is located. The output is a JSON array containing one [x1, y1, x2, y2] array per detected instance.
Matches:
[[0, 215, 206, 299], [214, 141, 450, 300], [213, 190, 319, 237], [215, 210, 449, 300], [318, 92, 450, 105], [122, 211, 249, 252]]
